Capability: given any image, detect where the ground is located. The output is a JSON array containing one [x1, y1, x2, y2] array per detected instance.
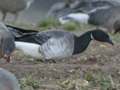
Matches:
[[1, 23, 120, 90]]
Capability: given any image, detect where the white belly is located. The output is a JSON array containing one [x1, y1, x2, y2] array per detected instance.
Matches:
[[15, 41, 44, 59]]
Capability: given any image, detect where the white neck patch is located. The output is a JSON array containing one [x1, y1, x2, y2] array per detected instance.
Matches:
[[91, 34, 94, 40]]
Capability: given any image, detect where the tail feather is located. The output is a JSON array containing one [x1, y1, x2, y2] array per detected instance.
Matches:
[[8, 28, 24, 38], [5, 24, 39, 33], [15, 34, 41, 45]]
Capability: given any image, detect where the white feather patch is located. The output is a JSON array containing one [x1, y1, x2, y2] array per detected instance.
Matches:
[[91, 34, 94, 40], [59, 13, 89, 25], [15, 41, 44, 59]]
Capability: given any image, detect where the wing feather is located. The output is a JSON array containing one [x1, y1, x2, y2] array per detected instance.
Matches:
[[35, 30, 69, 45]]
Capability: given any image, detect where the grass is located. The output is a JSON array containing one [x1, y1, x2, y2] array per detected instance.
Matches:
[[19, 76, 40, 90], [37, 17, 82, 31], [56, 69, 120, 90], [6, 17, 96, 32]]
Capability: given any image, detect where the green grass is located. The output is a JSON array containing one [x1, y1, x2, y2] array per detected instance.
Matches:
[[19, 76, 40, 90], [56, 69, 118, 90], [38, 17, 61, 27], [37, 17, 81, 31]]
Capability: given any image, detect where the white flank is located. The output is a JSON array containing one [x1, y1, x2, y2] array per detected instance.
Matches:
[[15, 41, 44, 59], [59, 13, 89, 25], [67, 13, 89, 25]]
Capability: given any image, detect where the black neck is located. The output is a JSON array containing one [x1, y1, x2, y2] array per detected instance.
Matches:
[[73, 31, 92, 55]]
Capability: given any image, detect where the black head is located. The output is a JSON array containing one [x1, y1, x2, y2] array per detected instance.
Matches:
[[91, 30, 114, 45], [2, 37, 15, 63]]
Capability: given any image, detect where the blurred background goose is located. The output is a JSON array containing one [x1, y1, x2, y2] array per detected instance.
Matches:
[[7, 26, 114, 62], [58, 0, 116, 25], [0, 68, 20, 90], [46, 0, 77, 18], [0, 22, 15, 63], [59, 6, 120, 33], [46, 0, 116, 19], [113, 19, 120, 35], [0, 0, 34, 23]]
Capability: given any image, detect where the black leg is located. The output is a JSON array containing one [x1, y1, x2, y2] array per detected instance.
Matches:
[[43, 59, 56, 63], [51, 60, 57, 63]]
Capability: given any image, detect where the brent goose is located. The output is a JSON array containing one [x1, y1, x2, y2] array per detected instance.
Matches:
[[59, 6, 120, 33], [11, 28, 114, 62], [0, 23, 15, 63], [0, 0, 34, 23], [0, 68, 20, 90]]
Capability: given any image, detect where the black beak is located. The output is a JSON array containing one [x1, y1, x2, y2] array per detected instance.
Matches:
[[108, 39, 114, 45]]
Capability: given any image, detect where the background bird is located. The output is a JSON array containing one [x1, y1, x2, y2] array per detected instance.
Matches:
[[59, 6, 120, 33], [0, 22, 15, 63], [46, 0, 77, 18], [0, 68, 20, 90], [0, 0, 34, 23], [113, 19, 120, 35]]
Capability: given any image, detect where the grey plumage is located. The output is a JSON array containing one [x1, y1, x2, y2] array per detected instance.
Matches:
[[0, 22, 15, 63], [37, 30, 74, 59], [46, 2, 69, 18], [60, 5, 120, 32], [88, 6, 120, 31], [0, 68, 20, 90], [0, 0, 34, 23], [46, 0, 77, 18], [72, 0, 115, 12]]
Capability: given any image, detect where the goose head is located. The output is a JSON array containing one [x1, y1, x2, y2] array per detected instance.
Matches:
[[91, 30, 114, 45], [3, 38, 15, 63]]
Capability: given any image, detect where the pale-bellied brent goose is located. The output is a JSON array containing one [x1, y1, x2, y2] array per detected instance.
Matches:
[[8, 27, 114, 62]]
